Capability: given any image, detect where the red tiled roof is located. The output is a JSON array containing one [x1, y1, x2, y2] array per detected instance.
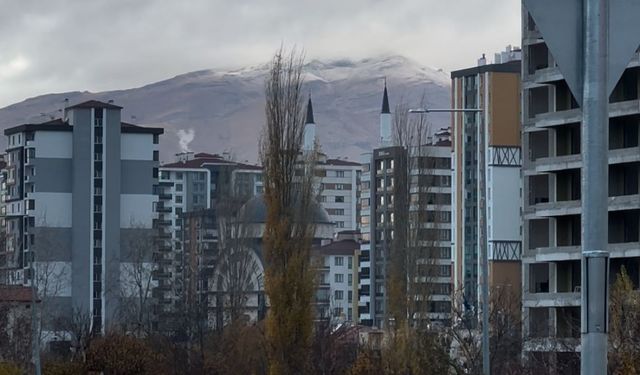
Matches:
[[161, 153, 262, 170], [312, 239, 360, 256], [0, 286, 36, 303]]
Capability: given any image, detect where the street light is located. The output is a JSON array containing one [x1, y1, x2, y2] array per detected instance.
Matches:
[[409, 107, 489, 375]]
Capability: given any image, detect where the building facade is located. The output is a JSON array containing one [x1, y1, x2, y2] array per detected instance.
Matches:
[[358, 85, 453, 328], [303, 97, 362, 234], [312, 231, 360, 324], [522, 5, 640, 365], [3, 100, 162, 334], [158, 152, 262, 319], [451, 56, 523, 315]]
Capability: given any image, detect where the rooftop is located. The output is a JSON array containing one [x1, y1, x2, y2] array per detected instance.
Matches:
[[312, 239, 360, 256], [162, 152, 262, 170], [0, 285, 37, 303], [4, 100, 164, 136]]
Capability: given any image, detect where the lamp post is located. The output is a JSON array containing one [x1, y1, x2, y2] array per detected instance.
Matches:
[[409, 107, 489, 375]]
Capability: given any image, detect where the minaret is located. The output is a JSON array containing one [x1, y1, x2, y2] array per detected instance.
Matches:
[[303, 95, 316, 152], [380, 81, 392, 146]]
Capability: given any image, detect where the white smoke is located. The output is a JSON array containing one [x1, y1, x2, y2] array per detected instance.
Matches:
[[176, 129, 195, 152]]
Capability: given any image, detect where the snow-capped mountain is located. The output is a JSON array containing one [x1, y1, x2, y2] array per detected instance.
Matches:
[[0, 55, 451, 163]]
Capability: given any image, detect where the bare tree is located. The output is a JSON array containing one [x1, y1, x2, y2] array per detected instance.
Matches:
[[260, 46, 318, 374], [54, 307, 94, 362], [119, 224, 158, 336], [215, 196, 263, 325], [0, 294, 32, 370], [387, 96, 445, 327]]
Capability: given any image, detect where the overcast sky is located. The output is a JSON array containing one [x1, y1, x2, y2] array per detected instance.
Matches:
[[0, 0, 520, 107]]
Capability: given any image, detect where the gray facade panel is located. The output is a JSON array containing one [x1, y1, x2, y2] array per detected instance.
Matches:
[[104, 108, 122, 326], [71, 108, 91, 313], [41, 296, 73, 331], [121, 160, 155, 195], [120, 228, 156, 263], [32, 158, 72, 193], [32, 227, 72, 262]]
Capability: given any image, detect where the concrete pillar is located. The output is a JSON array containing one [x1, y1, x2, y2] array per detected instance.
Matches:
[[549, 217, 557, 247], [549, 262, 558, 293]]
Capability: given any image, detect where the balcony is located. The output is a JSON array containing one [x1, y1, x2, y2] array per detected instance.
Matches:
[[156, 205, 172, 213], [531, 194, 640, 218], [531, 99, 640, 130], [533, 147, 640, 173], [531, 66, 563, 85], [159, 193, 172, 200], [523, 292, 580, 308]]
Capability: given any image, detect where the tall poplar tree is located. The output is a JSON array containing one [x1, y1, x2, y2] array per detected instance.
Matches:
[[260, 47, 317, 375]]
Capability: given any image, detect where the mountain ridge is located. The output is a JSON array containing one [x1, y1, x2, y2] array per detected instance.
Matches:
[[0, 55, 451, 163]]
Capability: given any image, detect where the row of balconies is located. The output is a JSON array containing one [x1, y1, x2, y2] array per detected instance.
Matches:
[[526, 194, 640, 219]]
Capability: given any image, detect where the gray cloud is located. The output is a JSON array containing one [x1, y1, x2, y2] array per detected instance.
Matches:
[[0, 0, 520, 107]]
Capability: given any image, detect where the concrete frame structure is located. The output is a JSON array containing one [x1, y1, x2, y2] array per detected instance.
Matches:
[[522, 7, 640, 365]]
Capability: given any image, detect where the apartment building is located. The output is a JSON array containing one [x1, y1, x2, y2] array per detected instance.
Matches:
[[358, 85, 453, 327], [312, 231, 360, 323], [303, 97, 362, 234], [317, 156, 362, 233], [3, 100, 162, 335], [522, 6, 640, 364], [451, 54, 522, 314], [157, 153, 261, 316], [180, 209, 217, 320]]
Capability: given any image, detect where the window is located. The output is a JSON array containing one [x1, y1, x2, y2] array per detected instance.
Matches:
[[176, 195, 183, 204], [153, 134, 159, 144], [348, 273, 353, 286], [335, 196, 345, 203], [176, 207, 183, 216], [336, 221, 345, 228], [152, 167, 158, 178], [153, 150, 159, 162], [334, 307, 343, 317], [335, 257, 344, 266], [334, 290, 344, 300], [335, 274, 344, 283], [160, 171, 170, 180], [336, 170, 345, 177], [176, 172, 183, 180], [440, 265, 451, 277], [348, 257, 353, 270], [176, 184, 183, 192], [348, 290, 353, 302]]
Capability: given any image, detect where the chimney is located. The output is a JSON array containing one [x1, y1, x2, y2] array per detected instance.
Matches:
[[63, 98, 70, 122], [477, 53, 487, 66]]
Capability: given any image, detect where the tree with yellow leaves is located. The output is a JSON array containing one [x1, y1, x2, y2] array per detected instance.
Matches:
[[609, 266, 640, 375], [260, 47, 317, 375]]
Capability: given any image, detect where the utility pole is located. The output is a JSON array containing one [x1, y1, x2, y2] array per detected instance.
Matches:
[[580, 0, 609, 373], [30, 260, 41, 375]]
